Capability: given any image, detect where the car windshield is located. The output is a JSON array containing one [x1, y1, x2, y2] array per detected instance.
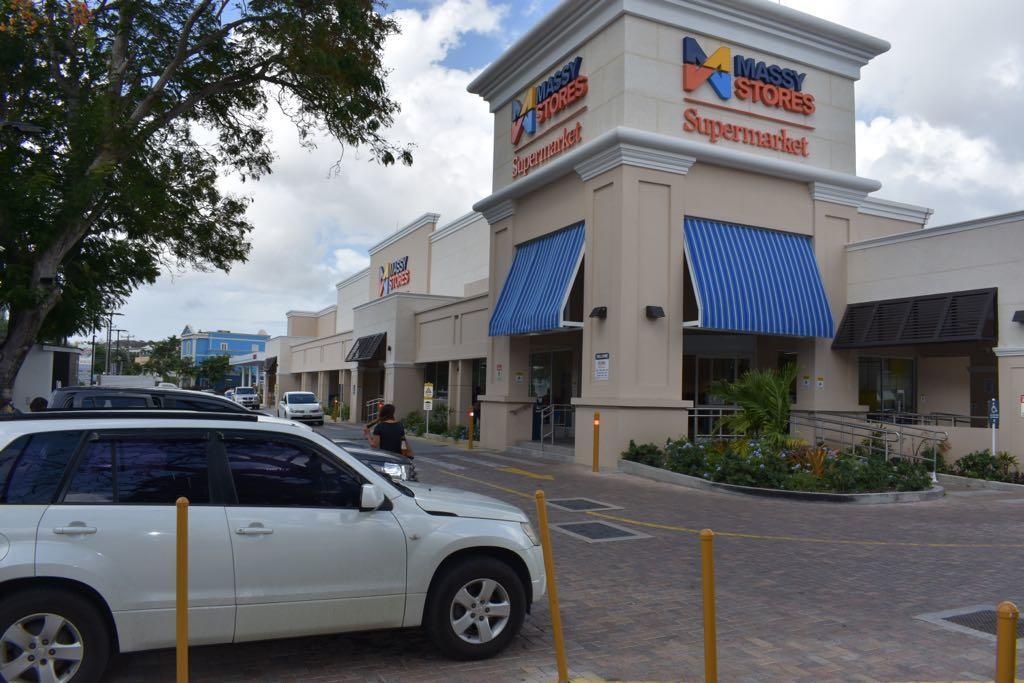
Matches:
[[288, 393, 317, 404], [235, 387, 255, 395]]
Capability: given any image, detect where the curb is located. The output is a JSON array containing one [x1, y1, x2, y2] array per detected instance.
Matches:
[[936, 472, 1024, 493], [619, 459, 945, 504]]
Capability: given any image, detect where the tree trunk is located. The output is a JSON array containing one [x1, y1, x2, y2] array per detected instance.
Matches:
[[0, 301, 56, 398]]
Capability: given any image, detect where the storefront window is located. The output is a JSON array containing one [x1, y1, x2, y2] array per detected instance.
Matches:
[[529, 350, 576, 405], [422, 362, 449, 401], [858, 357, 916, 413]]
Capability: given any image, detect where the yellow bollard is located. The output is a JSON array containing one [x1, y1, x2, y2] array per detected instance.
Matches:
[[176, 497, 189, 683], [468, 410, 475, 450], [535, 490, 570, 683], [995, 600, 1019, 683], [700, 528, 718, 683], [592, 411, 600, 473]]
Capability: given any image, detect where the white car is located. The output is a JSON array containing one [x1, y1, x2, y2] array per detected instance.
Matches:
[[0, 412, 544, 682], [231, 386, 259, 409], [277, 391, 323, 425]]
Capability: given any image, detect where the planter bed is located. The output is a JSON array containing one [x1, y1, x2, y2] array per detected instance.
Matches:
[[620, 459, 945, 505], [936, 472, 1024, 493]]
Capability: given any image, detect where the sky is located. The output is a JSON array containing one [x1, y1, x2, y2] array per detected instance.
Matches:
[[112, 0, 1024, 343]]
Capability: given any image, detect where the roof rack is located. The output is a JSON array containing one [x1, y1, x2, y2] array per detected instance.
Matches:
[[2, 411, 261, 422]]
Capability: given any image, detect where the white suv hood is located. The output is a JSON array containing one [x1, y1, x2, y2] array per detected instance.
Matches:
[[406, 483, 528, 523]]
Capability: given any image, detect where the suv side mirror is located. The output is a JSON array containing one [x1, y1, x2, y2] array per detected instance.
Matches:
[[360, 484, 386, 511]]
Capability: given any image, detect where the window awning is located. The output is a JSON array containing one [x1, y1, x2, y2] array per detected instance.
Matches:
[[489, 222, 585, 336], [345, 332, 386, 362], [832, 288, 996, 349], [683, 217, 835, 338]]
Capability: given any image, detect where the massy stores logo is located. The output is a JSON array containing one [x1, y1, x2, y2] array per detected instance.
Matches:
[[682, 36, 816, 116], [511, 56, 588, 145]]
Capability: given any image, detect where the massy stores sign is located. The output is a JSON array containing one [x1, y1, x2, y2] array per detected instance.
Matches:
[[378, 255, 410, 297], [510, 56, 588, 178], [682, 36, 815, 157]]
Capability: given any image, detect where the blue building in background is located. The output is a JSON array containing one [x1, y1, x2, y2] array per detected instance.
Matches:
[[180, 325, 270, 391]]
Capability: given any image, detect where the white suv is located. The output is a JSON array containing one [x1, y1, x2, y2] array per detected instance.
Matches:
[[0, 412, 544, 682]]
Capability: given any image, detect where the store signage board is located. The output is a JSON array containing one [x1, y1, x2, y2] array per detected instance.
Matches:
[[681, 35, 815, 157], [510, 56, 588, 178], [378, 256, 411, 297]]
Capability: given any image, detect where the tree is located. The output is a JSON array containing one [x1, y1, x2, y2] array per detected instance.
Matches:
[[0, 0, 410, 393], [197, 354, 230, 388], [710, 364, 800, 448], [146, 335, 182, 380], [175, 356, 196, 388]]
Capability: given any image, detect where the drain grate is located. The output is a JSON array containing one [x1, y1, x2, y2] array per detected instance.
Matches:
[[916, 604, 1024, 642], [550, 521, 651, 543], [944, 610, 1024, 638], [547, 498, 622, 512]]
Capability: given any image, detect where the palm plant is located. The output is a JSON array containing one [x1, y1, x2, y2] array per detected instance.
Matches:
[[709, 363, 800, 448]]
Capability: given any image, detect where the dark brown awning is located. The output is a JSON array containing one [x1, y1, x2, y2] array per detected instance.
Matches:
[[832, 288, 996, 349], [345, 332, 386, 362]]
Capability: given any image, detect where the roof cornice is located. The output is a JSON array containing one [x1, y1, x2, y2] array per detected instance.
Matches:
[[847, 209, 1024, 252], [335, 267, 370, 290], [430, 212, 484, 243], [367, 213, 440, 256], [473, 127, 880, 215], [467, 0, 890, 112]]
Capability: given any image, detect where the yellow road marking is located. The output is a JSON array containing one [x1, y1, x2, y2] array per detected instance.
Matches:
[[440, 470, 535, 500], [586, 511, 1024, 549], [497, 466, 554, 480]]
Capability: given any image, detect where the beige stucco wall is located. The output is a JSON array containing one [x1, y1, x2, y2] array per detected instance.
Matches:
[[286, 313, 317, 337], [336, 270, 370, 333], [491, 13, 859, 190], [429, 215, 490, 297], [918, 356, 971, 415], [289, 331, 354, 375], [415, 294, 489, 363], [368, 216, 436, 301]]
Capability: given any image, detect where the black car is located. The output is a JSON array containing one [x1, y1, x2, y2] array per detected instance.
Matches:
[[48, 386, 251, 413], [331, 438, 417, 482]]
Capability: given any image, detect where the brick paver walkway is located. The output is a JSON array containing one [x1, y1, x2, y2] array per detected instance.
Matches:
[[107, 424, 1024, 682]]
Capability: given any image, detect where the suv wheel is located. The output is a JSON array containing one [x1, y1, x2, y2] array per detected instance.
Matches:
[[0, 588, 110, 683], [425, 556, 525, 660]]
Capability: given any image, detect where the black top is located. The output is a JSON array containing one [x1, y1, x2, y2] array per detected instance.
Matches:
[[373, 421, 406, 455]]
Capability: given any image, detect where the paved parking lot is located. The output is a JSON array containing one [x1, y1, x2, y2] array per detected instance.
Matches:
[[108, 423, 1024, 682]]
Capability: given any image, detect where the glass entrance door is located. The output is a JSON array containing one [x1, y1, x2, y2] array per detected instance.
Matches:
[[858, 357, 916, 413], [529, 349, 578, 441], [696, 357, 751, 405]]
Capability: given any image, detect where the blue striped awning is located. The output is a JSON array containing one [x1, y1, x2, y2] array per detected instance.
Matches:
[[683, 217, 834, 337], [489, 222, 585, 336]]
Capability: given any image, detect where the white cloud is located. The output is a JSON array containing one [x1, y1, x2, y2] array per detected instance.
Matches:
[[118, 0, 506, 341]]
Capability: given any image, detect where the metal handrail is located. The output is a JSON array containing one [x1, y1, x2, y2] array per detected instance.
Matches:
[[364, 397, 383, 423], [539, 403, 574, 448]]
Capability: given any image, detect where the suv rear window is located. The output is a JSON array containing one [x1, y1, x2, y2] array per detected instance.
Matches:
[[0, 432, 83, 504]]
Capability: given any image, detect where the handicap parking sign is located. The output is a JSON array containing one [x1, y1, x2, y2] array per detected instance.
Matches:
[[989, 398, 1000, 427]]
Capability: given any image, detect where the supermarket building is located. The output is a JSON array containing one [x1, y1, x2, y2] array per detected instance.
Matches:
[[271, 0, 1024, 466]]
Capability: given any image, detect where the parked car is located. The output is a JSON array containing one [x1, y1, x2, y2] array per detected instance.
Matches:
[[231, 386, 260, 409], [278, 391, 324, 425], [224, 389, 235, 401], [48, 386, 250, 413], [0, 412, 543, 682], [331, 438, 417, 482]]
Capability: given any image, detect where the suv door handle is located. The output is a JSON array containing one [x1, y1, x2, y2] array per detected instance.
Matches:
[[53, 526, 97, 535], [235, 524, 273, 536]]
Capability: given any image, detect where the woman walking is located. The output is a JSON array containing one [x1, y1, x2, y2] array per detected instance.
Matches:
[[363, 403, 412, 458]]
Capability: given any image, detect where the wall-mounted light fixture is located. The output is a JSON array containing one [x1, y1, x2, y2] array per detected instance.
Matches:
[[645, 305, 665, 320], [589, 306, 607, 319], [1013, 310, 1024, 323]]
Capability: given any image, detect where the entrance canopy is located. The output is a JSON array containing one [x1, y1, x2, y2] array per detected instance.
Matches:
[[832, 288, 996, 349], [489, 222, 585, 336], [683, 217, 834, 338], [345, 332, 386, 362]]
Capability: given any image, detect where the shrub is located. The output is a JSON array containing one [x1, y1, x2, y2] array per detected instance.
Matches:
[[622, 440, 665, 468], [450, 424, 468, 442], [339, 403, 350, 421], [949, 450, 1022, 483], [709, 363, 800, 449], [428, 403, 450, 434], [403, 411, 426, 436]]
